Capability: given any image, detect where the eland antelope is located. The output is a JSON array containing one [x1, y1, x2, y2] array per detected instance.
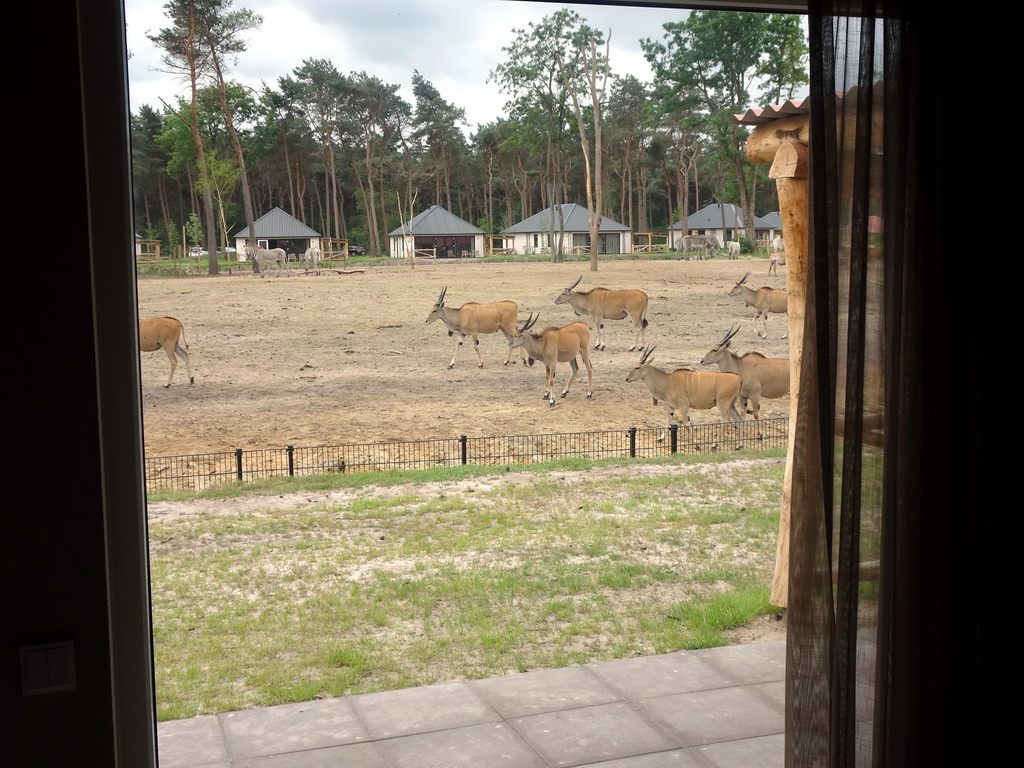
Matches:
[[511, 314, 593, 407], [426, 286, 524, 368], [729, 272, 789, 339], [679, 234, 721, 260], [244, 244, 290, 277], [302, 245, 322, 275], [626, 347, 742, 440], [554, 275, 648, 351], [725, 240, 741, 259], [701, 326, 790, 429], [139, 317, 194, 387], [768, 251, 786, 276]]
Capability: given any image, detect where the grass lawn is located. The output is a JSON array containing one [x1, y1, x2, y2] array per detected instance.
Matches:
[[148, 452, 785, 720]]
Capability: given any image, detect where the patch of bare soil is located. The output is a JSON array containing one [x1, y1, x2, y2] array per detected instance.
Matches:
[[137, 258, 791, 457]]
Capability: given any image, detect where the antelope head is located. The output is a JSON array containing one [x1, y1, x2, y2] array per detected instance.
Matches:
[[730, 272, 751, 295], [626, 346, 656, 382], [701, 326, 739, 365], [555, 275, 583, 304], [511, 313, 540, 362], [425, 286, 447, 324], [513, 313, 539, 337]]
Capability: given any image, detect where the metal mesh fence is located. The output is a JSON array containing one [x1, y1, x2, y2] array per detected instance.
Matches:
[[143, 417, 788, 493]]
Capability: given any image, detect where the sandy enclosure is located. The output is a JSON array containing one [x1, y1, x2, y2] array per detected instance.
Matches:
[[137, 258, 791, 458]]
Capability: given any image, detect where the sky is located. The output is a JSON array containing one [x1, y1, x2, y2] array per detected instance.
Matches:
[[125, 0, 695, 131]]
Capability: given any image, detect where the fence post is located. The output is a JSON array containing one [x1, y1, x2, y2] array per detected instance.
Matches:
[[460, 434, 468, 465], [628, 426, 636, 458], [669, 424, 678, 454], [235, 448, 243, 482], [286, 444, 294, 476]]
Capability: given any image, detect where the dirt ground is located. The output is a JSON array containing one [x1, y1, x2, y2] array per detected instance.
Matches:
[[137, 257, 791, 458]]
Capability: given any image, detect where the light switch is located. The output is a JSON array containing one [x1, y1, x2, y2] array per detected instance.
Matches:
[[20, 641, 76, 695]]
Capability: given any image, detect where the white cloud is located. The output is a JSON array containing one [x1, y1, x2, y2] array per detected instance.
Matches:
[[126, 0, 693, 128]]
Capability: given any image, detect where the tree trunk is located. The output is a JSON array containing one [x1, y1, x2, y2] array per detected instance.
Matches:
[[208, 51, 256, 242]]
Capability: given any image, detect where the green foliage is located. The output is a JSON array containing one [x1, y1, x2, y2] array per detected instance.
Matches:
[[133, 7, 807, 260], [642, 12, 808, 236], [642, 12, 808, 114], [185, 212, 204, 246]]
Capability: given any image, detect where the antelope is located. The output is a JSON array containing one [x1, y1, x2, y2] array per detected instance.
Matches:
[[768, 251, 786, 276], [244, 244, 290, 277], [729, 272, 789, 339], [725, 240, 741, 259], [425, 286, 525, 369], [626, 347, 742, 440], [302, 245, 322, 275], [554, 275, 648, 351], [139, 317, 194, 387], [701, 326, 790, 428], [510, 314, 594, 407]]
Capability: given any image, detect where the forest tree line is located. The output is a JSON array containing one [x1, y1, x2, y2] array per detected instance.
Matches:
[[132, 1, 808, 272]]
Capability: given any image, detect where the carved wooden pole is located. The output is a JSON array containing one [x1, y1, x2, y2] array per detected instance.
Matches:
[[746, 115, 809, 607]]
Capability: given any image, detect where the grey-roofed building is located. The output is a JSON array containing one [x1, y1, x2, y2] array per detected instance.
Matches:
[[669, 204, 781, 248], [505, 203, 631, 255], [388, 205, 485, 258], [234, 207, 323, 261], [668, 203, 744, 248], [754, 211, 782, 242]]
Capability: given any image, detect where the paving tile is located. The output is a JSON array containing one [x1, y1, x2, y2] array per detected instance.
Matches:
[[232, 742, 388, 768], [472, 666, 622, 718], [157, 715, 229, 768], [694, 733, 785, 768], [751, 680, 786, 711], [350, 680, 501, 740], [511, 701, 678, 767], [576, 750, 706, 767], [694, 641, 786, 685], [639, 687, 783, 748], [218, 698, 369, 759], [586, 651, 733, 700], [374, 721, 546, 768]]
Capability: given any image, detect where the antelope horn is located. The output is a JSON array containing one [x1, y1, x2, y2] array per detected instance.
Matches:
[[738, 272, 750, 285], [524, 313, 539, 331], [436, 286, 447, 306], [567, 275, 583, 290], [723, 325, 740, 344], [639, 346, 655, 364]]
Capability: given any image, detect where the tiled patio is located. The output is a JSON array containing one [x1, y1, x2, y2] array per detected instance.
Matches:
[[157, 640, 785, 768]]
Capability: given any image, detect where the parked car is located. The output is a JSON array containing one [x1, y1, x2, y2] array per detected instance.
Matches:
[[188, 246, 207, 257], [348, 245, 366, 255]]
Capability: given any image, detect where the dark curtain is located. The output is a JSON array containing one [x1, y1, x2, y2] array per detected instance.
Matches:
[[788, 1, 980, 767]]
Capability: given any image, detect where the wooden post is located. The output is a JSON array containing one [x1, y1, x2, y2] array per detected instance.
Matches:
[[746, 115, 809, 608]]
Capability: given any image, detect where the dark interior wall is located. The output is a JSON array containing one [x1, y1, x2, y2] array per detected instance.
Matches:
[[2, 10, 114, 766], [3, 2, 154, 766]]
